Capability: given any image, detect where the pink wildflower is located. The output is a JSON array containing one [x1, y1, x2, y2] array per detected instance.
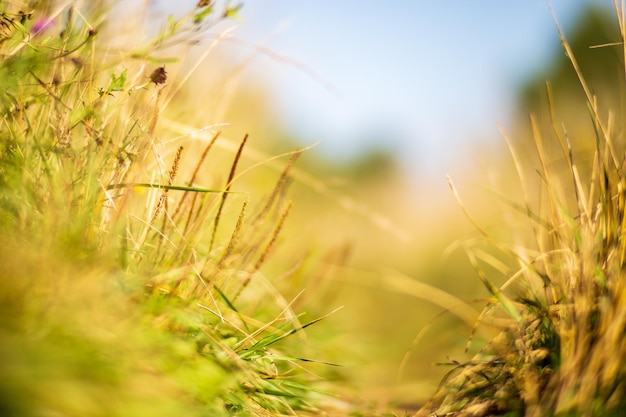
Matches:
[[32, 18, 53, 35]]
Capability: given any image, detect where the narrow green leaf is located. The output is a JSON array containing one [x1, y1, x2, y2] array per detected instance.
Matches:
[[466, 250, 522, 323], [193, 5, 214, 24], [269, 354, 341, 367], [105, 182, 240, 194], [225, 3, 244, 19], [239, 311, 339, 360], [214, 286, 238, 313]]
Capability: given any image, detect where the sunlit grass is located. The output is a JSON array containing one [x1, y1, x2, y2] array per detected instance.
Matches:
[[4, 1, 624, 416], [0, 2, 345, 416], [416, 3, 626, 416]]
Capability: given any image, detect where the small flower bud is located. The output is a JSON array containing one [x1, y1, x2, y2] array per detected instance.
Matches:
[[32, 18, 53, 35]]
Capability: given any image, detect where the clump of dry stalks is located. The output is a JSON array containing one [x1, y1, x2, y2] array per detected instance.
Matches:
[[417, 3, 626, 417]]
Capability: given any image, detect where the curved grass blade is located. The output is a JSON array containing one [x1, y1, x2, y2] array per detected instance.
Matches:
[[239, 307, 342, 360], [106, 182, 240, 193]]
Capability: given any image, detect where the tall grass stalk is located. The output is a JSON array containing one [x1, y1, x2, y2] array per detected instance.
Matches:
[[417, 3, 626, 417]]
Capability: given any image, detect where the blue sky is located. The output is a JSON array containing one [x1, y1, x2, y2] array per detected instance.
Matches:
[[224, 0, 615, 178], [154, 0, 616, 178]]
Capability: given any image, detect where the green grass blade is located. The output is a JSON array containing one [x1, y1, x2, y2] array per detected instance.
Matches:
[[106, 182, 240, 193]]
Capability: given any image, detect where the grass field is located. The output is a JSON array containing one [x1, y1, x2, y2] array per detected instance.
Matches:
[[1, 1, 626, 416]]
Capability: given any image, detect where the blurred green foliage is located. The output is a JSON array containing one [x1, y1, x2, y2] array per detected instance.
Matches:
[[517, 5, 625, 143]]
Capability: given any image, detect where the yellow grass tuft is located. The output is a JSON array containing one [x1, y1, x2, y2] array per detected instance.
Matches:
[[417, 3, 626, 416]]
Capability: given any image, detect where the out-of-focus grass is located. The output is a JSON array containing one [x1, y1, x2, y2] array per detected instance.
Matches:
[[156, 51, 477, 409]]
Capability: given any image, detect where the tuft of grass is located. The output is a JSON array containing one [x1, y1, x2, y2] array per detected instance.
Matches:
[[417, 4, 626, 417], [0, 2, 338, 416]]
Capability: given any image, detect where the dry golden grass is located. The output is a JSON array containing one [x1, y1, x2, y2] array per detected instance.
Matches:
[[416, 3, 626, 416]]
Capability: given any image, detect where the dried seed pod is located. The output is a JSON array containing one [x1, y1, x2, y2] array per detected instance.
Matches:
[[149, 66, 167, 85]]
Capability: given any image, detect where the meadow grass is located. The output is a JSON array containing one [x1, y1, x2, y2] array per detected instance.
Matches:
[[415, 3, 626, 416], [0, 2, 344, 416], [4, 2, 625, 417]]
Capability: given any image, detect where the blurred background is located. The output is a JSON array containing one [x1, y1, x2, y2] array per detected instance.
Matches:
[[160, 0, 614, 177], [140, 0, 622, 410]]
